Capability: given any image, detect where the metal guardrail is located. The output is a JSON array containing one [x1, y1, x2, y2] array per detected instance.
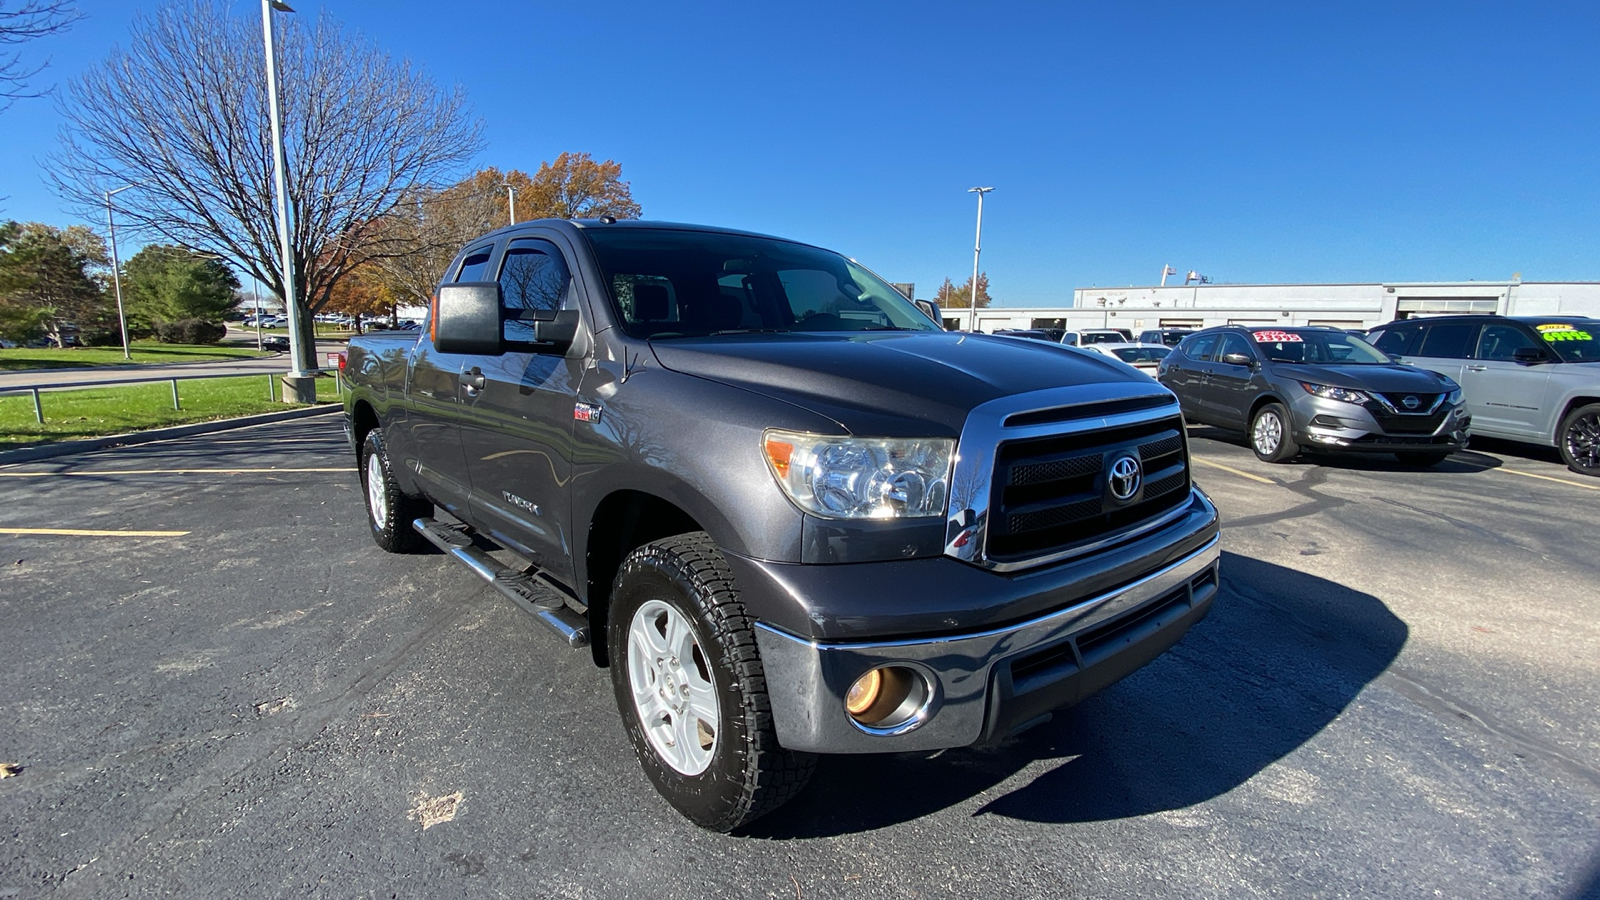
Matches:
[[0, 368, 341, 425]]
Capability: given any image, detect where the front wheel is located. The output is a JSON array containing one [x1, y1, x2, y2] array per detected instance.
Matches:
[[1558, 402, 1600, 477], [361, 430, 429, 552], [608, 533, 814, 832], [1250, 403, 1299, 463]]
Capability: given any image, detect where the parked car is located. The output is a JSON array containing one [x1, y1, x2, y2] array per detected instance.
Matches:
[[991, 328, 1060, 343], [1365, 315, 1600, 476], [260, 335, 290, 351], [1081, 342, 1172, 373], [1158, 325, 1470, 465], [1137, 328, 1196, 347], [343, 218, 1222, 831], [1071, 328, 1134, 346]]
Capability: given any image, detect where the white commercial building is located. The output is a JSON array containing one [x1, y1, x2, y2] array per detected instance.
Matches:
[[956, 280, 1600, 334]]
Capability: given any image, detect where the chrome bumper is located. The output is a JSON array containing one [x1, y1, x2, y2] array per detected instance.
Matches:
[[753, 534, 1221, 753]]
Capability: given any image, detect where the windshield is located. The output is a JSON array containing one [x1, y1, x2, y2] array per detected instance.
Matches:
[[1251, 329, 1390, 364], [1111, 346, 1171, 364], [1532, 321, 1600, 362], [581, 228, 940, 339]]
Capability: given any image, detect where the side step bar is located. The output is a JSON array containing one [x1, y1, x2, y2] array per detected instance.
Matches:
[[413, 517, 590, 648]]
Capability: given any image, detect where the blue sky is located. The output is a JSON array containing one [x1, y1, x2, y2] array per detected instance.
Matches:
[[2, 1, 1597, 305]]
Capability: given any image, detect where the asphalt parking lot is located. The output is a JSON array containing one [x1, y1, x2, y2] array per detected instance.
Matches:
[[2, 414, 1598, 899]]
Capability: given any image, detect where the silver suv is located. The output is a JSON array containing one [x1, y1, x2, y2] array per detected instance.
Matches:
[[1158, 326, 1470, 465], [1366, 315, 1600, 476]]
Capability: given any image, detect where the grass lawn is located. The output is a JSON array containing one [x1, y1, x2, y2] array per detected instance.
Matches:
[[0, 374, 341, 445], [0, 342, 271, 372]]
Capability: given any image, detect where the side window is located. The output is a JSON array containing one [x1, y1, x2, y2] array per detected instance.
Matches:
[[496, 238, 573, 343], [1182, 333, 1219, 361], [454, 244, 494, 283], [498, 239, 572, 313], [1475, 324, 1539, 361], [1372, 325, 1420, 356], [1215, 333, 1254, 363], [1417, 323, 1479, 359]]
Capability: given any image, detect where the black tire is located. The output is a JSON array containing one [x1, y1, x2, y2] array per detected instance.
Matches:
[[1395, 450, 1451, 467], [608, 532, 815, 832], [1558, 402, 1600, 477], [360, 430, 429, 553], [1249, 402, 1299, 463]]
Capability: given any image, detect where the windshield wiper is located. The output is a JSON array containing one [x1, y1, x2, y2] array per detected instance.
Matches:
[[709, 328, 787, 335]]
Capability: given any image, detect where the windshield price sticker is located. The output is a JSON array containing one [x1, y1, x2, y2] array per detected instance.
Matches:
[[1252, 331, 1303, 343], [1537, 323, 1593, 342]]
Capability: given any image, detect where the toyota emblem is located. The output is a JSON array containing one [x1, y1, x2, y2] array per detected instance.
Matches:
[[1402, 395, 1421, 410], [1108, 454, 1142, 502]]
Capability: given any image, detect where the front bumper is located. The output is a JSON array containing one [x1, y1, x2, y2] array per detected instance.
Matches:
[[1290, 394, 1470, 453], [753, 534, 1220, 753]]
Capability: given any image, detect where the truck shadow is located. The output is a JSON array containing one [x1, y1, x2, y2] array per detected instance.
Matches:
[[746, 551, 1406, 838]]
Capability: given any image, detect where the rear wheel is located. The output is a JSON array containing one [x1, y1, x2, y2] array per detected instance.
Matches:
[[608, 532, 814, 832], [1250, 403, 1299, 463], [1395, 450, 1451, 467], [1558, 402, 1600, 477], [361, 430, 429, 552]]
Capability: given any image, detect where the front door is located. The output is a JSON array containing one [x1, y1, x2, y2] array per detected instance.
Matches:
[[1461, 323, 1551, 440], [458, 236, 586, 584], [1205, 332, 1259, 429]]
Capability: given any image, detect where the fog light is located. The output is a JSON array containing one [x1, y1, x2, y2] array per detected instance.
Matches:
[[845, 668, 881, 715], [844, 665, 929, 730]]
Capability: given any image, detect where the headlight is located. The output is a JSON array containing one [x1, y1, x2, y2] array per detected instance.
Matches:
[[762, 429, 953, 519], [1446, 388, 1463, 405], [1299, 382, 1370, 404], [1437, 376, 1463, 406]]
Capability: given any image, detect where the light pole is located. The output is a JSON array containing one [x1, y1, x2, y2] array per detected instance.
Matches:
[[262, 0, 314, 402], [967, 186, 993, 333], [250, 272, 265, 351], [104, 183, 139, 360], [506, 183, 516, 227]]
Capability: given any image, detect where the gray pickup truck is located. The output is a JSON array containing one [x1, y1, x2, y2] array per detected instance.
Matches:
[[342, 219, 1221, 830]]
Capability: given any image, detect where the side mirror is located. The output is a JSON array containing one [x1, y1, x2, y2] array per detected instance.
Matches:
[[533, 307, 582, 348], [1512, 346, 1548, 364], [914, 299, 943, 326], [1220, 352, 1255, 367], [435, 282, 504, 355]]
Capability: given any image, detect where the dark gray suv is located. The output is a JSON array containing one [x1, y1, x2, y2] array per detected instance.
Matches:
[[1158, 326, 1470, 465]]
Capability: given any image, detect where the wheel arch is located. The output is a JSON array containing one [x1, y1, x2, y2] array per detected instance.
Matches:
[[583, 489, 706, 667], [1556, 395, 1600, 439], [350, 399, 380, 465]]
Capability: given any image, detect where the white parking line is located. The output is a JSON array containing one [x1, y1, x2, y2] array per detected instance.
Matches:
[[1491, 467, 1600, 491]]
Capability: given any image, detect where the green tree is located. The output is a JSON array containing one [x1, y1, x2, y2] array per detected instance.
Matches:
[[0, 220, 111, 345], [122, 244, 240, 335], [934, 272, 993, 309]]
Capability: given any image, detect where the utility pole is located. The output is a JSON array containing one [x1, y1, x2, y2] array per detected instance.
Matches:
[[262, 0, 314, 402], [104, 183, 140, 360]]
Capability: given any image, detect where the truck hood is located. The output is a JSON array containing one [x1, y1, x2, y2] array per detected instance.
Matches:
[[1268, 362, 1454, 392], [648, 331, 1158, 436]]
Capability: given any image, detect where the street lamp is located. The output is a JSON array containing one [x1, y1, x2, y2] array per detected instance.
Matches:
[[506, 182, 516, 227], [261, 0, 314, 402], [104, 183, 140, 360], [967, 186, 993, 333]]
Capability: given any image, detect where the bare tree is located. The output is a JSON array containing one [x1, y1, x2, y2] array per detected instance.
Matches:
[[49, 0, 482, 372], [0, 0, 79, 111]]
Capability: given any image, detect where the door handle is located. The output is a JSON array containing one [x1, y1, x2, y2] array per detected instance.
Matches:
[[1465, 365, 1487, 372], [463, 368, 487, 396]]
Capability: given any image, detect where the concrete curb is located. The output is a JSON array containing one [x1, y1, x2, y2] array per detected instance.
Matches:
[[0, 404, 343, 466]]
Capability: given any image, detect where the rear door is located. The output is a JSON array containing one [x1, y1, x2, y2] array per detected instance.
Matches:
[[1403, 321, 1477, 386], [1162, 333, 1219, 424], [457, 235, 587, 583], [1461, 322, 1552, 440]]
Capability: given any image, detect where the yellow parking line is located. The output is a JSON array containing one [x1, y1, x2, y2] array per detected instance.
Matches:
[[1191, 457, 1278, 485], [0, 468, 348, 478], [1492, 468, 1600, 491], [0, 528, 189, 537]]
